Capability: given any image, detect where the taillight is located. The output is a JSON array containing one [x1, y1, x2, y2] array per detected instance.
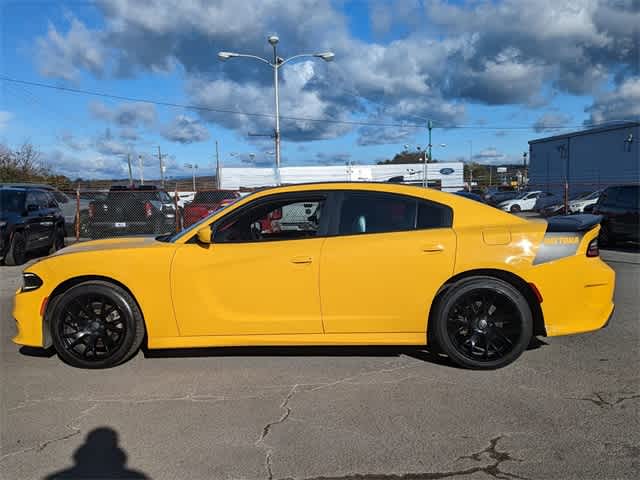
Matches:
[[88, 203, 94, 218], [586, 238, 599, 257], [144, 201, 153, 218]]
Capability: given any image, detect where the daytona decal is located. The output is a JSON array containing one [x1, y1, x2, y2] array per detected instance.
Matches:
[[533, 232, 583, 265]]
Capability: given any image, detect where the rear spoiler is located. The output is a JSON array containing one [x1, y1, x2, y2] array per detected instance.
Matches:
[[545, 214, 602, 233]]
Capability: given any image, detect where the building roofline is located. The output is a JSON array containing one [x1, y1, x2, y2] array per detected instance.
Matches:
[[528, 121, 639, 145]]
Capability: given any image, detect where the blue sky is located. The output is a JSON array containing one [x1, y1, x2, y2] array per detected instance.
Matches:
[[0, 0, 638, 180]]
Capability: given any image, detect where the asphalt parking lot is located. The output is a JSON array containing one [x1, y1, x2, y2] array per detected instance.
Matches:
[[1, 252, 638, 480]]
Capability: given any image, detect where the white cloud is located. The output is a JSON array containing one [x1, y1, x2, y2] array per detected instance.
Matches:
[[36, 16, 106, 81], [161, 115, 210, 144], [32, 0, 638, 147], [586, 77, 640, 124], [533, 112, 572, 133], [0, 111, 12, 131]]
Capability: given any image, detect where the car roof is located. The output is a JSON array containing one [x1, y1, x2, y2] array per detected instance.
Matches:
[[1, 183, 55, 190], [0, 185, 48, 192]]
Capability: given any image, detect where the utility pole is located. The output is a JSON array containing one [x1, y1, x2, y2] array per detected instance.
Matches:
[[215, 140, 221, 189], [127, 153, 133, 186], [423, 120, 432, 188], [157, 146, 165, 188], [138, 155, 144, 185]]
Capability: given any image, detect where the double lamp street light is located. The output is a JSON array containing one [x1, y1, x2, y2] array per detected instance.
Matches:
[[219, 36, 334, 184]]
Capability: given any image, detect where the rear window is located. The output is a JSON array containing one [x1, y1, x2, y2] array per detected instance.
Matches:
[[193, 191, 238, 203]]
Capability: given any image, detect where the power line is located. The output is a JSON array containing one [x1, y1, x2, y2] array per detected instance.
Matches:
[[0, 75, 633, 131]]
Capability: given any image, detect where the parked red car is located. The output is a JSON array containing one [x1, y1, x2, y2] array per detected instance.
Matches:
[[183, 190, 241, 227]]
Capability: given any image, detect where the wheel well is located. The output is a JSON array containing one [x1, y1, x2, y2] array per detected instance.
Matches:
[[43, 275, 145, 348], [428, 268, 546, 344]]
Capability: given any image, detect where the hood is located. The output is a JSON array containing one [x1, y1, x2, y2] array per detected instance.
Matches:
[[50, 236, 166, 257]]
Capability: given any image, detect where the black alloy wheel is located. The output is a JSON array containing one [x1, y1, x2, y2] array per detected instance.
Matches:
[[5, 231, 27, 266], [50, 281, 145, 368], [431, 277, 532, 369], [510, 204, 522, 213]]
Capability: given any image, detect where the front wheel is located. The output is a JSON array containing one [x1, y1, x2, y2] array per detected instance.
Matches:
[[49, 281, 145, 369], [510, 204, 522, 213], [431, 277, 533, 369]]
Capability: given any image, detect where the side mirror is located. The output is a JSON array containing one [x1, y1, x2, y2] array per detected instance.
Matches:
[[197, 226, 213, 244]]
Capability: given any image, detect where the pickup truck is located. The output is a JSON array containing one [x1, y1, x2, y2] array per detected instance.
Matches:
[[183, 190, 240, 227], [86, 185, 177, 238]]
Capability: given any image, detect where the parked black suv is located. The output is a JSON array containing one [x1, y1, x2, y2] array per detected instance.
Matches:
[[86, 185, 177, 238], [592, 185, 639, 246], [0, 186, 66, 265]]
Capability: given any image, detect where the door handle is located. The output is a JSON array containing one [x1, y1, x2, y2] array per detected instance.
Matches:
[[422, 244, 444, 253], [290, 256, 313, 264]]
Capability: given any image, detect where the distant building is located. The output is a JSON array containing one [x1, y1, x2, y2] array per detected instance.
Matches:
[[528, 121, 639, 195], [219, 162, 464, 191]]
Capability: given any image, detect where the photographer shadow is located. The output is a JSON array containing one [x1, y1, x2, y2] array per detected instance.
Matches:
[[43, 427, 149, 479]]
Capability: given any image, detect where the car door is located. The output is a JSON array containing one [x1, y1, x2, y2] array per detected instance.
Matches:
[[616, 186, 639, 240], [522, 192, 539, 210], [319, 191, 456, 334], [23, 191, 47, 249], [171, 192, 329, 336]]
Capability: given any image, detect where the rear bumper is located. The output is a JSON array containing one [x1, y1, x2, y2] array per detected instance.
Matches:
[[528, 256, 615, 336]]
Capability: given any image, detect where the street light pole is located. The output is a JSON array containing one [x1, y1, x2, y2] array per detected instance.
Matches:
[[215, 140, 221, 189], [270, 36, 282, 179], [219, 37, 334, 185]]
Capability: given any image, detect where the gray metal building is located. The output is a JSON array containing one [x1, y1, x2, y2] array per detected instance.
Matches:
[[528, 121, 639, 196]]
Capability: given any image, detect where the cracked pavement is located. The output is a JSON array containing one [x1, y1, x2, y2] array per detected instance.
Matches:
[[1, 259, 639, 479]]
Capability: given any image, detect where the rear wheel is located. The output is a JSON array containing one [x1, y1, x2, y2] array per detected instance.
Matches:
[[4, 232, 27, 266], [49, 225, 65, 254], [431, 277, 532, 369], [510, 204, 521, 213], [50, 281, 145, 369]]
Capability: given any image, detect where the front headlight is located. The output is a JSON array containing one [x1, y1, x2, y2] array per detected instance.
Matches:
[[22, 272, 43, 292]]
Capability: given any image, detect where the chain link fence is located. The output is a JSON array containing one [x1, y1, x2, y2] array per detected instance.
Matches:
[[61, 187, 184, 243]]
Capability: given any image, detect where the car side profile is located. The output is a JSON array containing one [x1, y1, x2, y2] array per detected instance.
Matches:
[[1, 186, 66, 265], [13, 182, 614, 370], [593, 185, 639, 246]]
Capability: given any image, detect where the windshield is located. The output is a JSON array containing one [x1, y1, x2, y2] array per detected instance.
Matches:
[[0, 190, 26, 213]]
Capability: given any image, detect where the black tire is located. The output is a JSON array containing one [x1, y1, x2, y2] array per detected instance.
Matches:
[[431, 276, 533, 369], [49, 281, 145, 369], [49, 225, 66, 254], [4, 231, 27, 266], [510, 204, 522, 213]]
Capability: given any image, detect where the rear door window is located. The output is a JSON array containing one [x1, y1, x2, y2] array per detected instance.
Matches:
[[337, 192, 452, 235]]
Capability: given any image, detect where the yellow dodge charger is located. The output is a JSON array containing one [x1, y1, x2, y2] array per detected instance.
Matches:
[[12, 182, 615, 369]]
